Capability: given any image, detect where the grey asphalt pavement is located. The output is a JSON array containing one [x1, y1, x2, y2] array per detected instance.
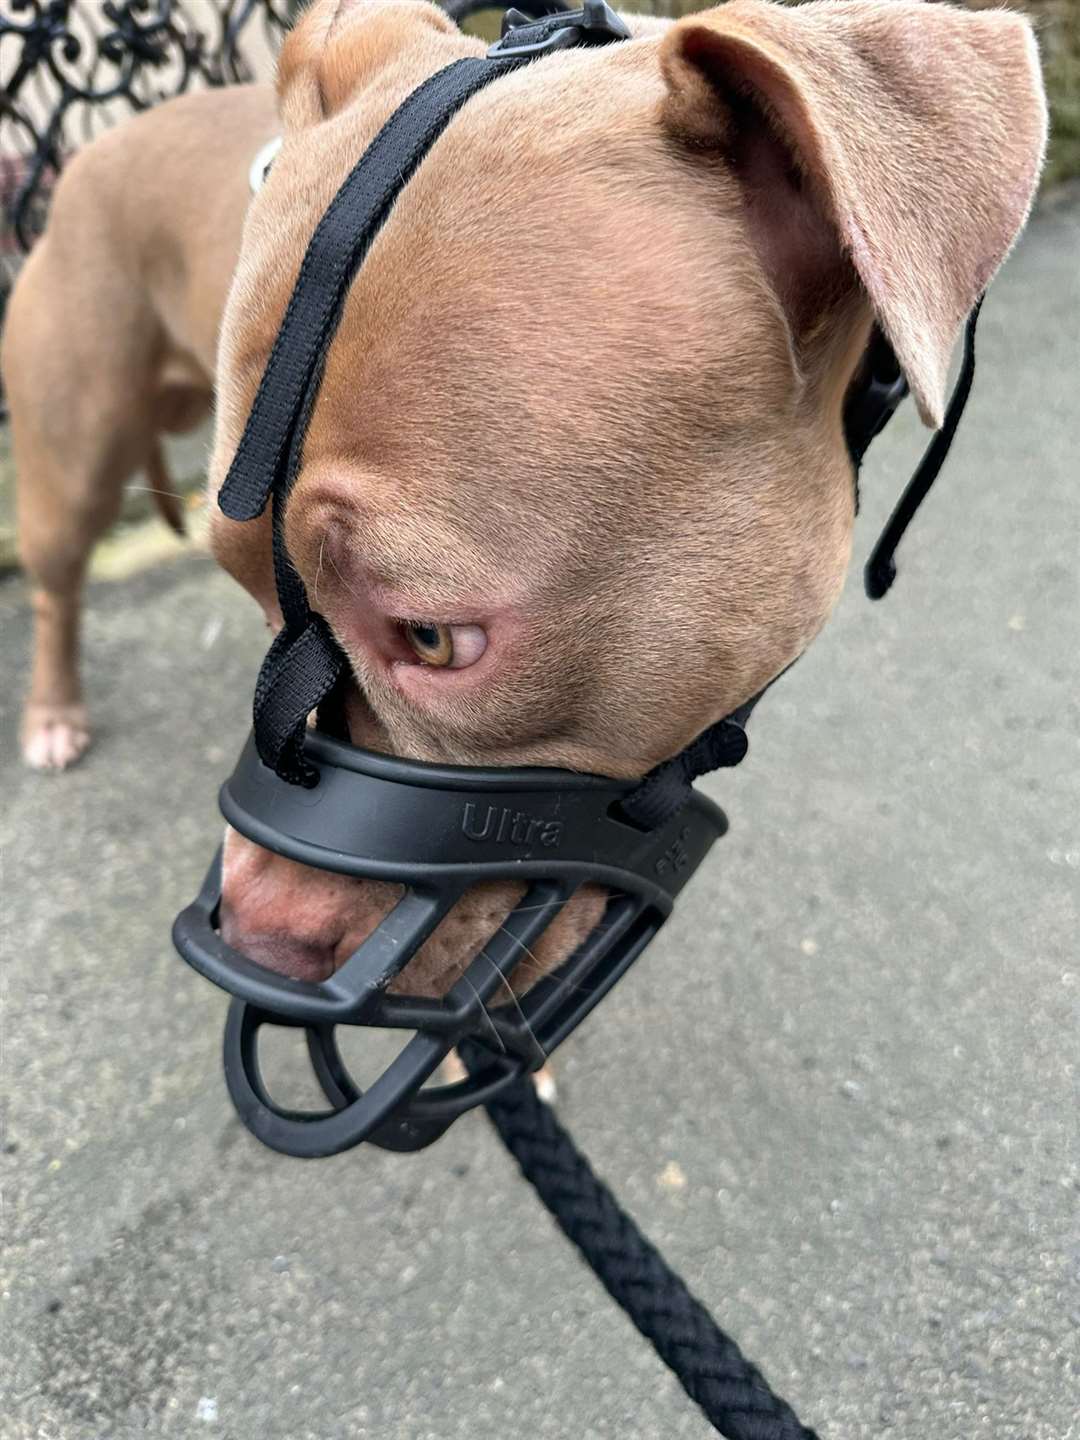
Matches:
[[2, 195, 1078, 1440]]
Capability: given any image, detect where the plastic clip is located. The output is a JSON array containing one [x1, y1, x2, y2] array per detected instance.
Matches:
[[488, 0, 632, 59]]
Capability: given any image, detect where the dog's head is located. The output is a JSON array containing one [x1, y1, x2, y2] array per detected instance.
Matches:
[[209, 0, 1045, 993]]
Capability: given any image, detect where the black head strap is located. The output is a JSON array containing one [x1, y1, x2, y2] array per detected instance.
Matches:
[[218, 55, 529, 527], [217, 13, 630, 786], [623, 302, 984, 827], [218, 55, 535, 783]]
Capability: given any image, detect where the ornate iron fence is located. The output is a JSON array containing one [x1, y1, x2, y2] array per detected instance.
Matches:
[[0, 0, 296, 289], [0, 0, 522, 422]]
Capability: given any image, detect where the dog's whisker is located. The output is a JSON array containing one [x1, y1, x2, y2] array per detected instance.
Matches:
[[125, 484, 190, 498], [312, 535, 327, 605], [493, 921, 541, 965], [452, 957, 506, 1054], [456, 888, 612, 923], [508, 901, 623, 1001], [473, 943, 545, 1062], [512, 892, 613, 915], [325, 547, 366, 605]]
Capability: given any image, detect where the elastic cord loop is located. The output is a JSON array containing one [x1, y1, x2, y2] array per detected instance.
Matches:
[[864, 300, 982, 600]]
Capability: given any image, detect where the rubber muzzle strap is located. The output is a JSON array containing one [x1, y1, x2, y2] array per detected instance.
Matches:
[[216, 56, 526, 781]]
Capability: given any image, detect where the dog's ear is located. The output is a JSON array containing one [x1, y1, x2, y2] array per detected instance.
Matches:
[[277, 0, 456, 127], [659, 0, 1046, 427]]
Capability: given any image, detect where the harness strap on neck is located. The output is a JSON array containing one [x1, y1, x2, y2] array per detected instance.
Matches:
[[864, 299, 982, 599]]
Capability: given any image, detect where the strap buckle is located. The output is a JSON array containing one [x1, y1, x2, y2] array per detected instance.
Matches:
[[488, 0, 631, 59]]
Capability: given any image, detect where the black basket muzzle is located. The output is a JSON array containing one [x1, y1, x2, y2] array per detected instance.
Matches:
[[173, 731, 727, 1157]]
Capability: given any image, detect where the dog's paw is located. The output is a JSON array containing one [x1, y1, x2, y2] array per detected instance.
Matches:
[[439, 1051, 558, 1105], [532, 1063, 558, 1106], [21, 704, 91, 771]]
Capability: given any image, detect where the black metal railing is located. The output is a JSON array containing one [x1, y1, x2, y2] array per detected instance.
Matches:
[[0, 0, 295, 272], [0, 0, 551, 340]]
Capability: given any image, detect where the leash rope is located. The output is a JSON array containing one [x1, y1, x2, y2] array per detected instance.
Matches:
[[469, 1052, 820, 1440]]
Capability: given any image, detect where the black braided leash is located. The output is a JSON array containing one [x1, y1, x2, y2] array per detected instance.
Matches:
[[466, 1050, 820, 1440]]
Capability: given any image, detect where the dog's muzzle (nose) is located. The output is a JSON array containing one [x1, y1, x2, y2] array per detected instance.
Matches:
[[173, 730, 728, 1157]]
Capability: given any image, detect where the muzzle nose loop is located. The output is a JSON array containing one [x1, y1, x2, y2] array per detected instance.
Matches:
[[218, 875, 583, 1156], [304, 1022, 530, 1152], [224, 1000, 465, 1157]]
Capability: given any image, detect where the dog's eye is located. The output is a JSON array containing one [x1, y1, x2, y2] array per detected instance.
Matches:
[[404, 621, 453, 666], [401, 621, 487, 669]]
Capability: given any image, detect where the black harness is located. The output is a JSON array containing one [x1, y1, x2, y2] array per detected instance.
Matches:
[[173, 1, 980, 1158]]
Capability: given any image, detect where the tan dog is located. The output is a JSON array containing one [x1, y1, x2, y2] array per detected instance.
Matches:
[[4, 0, 1045, 1002]]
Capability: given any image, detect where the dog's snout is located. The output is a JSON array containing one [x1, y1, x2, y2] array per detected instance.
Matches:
[[219, 827, 398, 984], [217, 927, 337, 985], [220, 824, 609, 999]]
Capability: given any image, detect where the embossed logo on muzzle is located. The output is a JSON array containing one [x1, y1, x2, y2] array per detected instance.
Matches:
[[461, 802, 564, 848]]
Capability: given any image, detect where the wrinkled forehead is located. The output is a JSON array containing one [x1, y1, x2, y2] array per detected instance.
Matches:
[[281, 44, 791, 513]]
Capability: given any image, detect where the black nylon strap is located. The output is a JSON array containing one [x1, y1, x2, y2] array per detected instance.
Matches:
[[254, 337, 341, 779], [625, 289, 982, 825], [269, 346, 330, 633], [218, 55, 524, 525], [252, 615, 344, 786], [219, 54, 531, 782]]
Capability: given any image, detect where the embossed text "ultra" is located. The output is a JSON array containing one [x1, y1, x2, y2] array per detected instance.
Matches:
[[461, 803, 563, 848]]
